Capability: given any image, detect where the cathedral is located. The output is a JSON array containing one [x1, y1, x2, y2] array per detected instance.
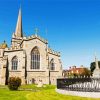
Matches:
[[0, 8, 62, 85]]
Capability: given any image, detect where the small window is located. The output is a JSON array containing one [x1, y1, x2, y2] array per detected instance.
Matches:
[[50, 59, 55, 70], [12, 56, 18, 70]]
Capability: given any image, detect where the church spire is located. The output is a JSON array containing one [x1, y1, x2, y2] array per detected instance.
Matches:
[[15, 7, 23, 37]]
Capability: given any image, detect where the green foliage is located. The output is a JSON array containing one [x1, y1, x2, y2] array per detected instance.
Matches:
[[90, 61, 100, 72], [8, 77, 21, 90]]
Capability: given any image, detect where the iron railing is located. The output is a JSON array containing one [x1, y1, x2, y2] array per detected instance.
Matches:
[[57, 77, 100, 92]]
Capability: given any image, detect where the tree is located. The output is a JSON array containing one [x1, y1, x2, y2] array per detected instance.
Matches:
[[90, 61, 100, 72]]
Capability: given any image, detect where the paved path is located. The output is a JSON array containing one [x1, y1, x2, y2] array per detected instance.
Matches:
[[56, 89, 100, 98]]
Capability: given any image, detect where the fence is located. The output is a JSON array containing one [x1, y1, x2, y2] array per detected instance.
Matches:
[[57, 77, 100, 92]]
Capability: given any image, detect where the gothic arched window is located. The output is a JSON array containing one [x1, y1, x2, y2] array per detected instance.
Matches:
[[12, 56, 18, 70], [50, 59, 55, 70], [31, 47, 40, 69]]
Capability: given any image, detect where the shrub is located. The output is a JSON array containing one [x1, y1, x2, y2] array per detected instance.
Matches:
[[8, 77, 21, 90]]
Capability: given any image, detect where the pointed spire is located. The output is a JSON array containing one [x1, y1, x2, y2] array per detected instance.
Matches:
[[15, 7, 23, 37], [95, 52, 99, 70]]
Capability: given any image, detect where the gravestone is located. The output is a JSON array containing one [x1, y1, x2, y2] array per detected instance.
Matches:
[[37, 80, 43, 87]]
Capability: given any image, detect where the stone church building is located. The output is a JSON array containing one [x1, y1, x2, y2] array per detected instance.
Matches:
[[0, 8, 62, 85]]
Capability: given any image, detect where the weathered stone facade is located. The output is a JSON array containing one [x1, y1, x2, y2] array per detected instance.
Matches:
[[0, 8, 62, 85]]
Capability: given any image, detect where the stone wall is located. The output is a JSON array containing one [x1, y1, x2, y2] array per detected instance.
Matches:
[[0, 37, 62, 85]]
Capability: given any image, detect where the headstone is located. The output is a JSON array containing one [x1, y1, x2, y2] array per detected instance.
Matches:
[[37, 80, 43, 87]]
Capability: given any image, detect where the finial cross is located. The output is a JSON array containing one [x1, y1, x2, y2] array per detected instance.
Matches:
[[35, 28, 39, 35]]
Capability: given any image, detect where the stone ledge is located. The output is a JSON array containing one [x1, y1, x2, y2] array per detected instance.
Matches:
[[27, 70, 46, 72], [56, 88, 100, 98]]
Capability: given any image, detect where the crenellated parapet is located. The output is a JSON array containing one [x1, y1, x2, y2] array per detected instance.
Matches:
[[48, 48, 60, 56], [24, 34, 48, 44], [11, 34, 48, 50]]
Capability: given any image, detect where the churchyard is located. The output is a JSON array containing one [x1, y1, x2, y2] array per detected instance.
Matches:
[[0, 84, 99, 100]]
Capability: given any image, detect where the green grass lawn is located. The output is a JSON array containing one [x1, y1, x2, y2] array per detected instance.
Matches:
[[0, 85, 100, 100]]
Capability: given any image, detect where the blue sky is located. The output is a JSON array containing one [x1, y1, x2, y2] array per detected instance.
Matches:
[[0, 0, 100, 69]]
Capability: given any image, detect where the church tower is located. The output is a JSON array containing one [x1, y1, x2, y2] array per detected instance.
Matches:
[[11, 8, 23, 49]]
